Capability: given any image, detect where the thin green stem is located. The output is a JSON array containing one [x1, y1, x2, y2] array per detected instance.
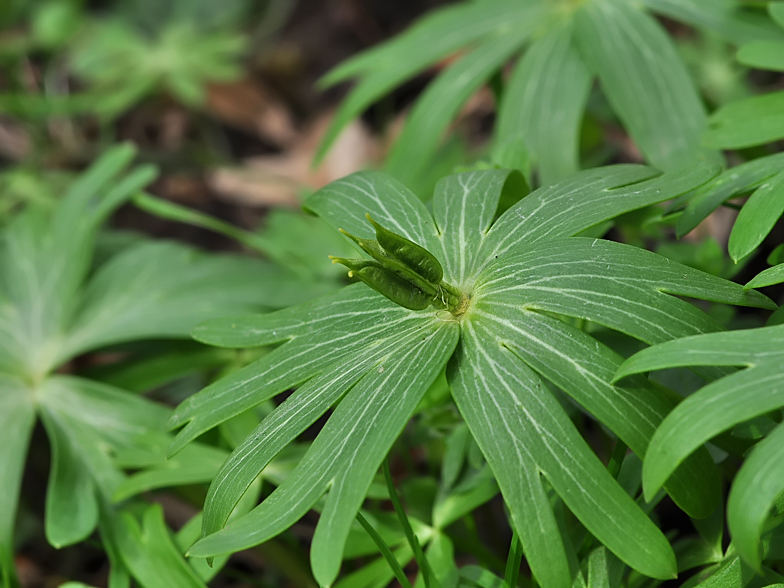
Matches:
[[356, 511, 413, 588], [132, 192, 270, 254], [503, 531, 523, 588], [383, 459, 440, 588], [607, 438, 628, 480]]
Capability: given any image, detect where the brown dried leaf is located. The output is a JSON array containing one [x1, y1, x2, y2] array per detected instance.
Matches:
[[206, 79, 298, 146], [208, 111, 378, 207]]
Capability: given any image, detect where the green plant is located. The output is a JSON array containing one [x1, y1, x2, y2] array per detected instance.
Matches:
[[0, 144, 322, 587], [615, 324, 784, 577], [601, 5, 784, 580], [315, 0, 782, 188], [68, 18, 244, 118], [5, 1, 784, 586], [167, 162, 776, 588], [702, 3, 784, 151], [0, 0, 257, 128], [672, 2, 784, 267]]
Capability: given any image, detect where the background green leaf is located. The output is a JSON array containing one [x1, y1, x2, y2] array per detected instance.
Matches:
[[737, 41, 784, 72], [64, 241, 318, 361], [494, 22, 591, 185], [384, 33, 528, 188], [676, 153, 784, 238], [728, 423, 784, 570], [704, 91, 784, 149], [728, 170, 784, 262], [314, 1, 551, 165], [106, 504, 208, 588], [575, 0, 711, 170], [638, 0, 784, 45], [0, 375, 35, 568], [746, 264, 784, 290]]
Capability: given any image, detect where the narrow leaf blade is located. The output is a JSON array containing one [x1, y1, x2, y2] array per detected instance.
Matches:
[[575, 0, 710, 170], [40, 410, 100, 548], [449, 324, 573, 588], [704, 91, 784, 149], [453, 320, 676, 580], [638, 0, 784, 45], [385, 33, 528, 186], [728, 423, 784, 570], [677, 153, 784, 238], [0, 375, 35, 561], [477, 307, 721, 519], [494, 23, 591, 185], [728, 170, 784, 262], [475, 162, 719, 280]]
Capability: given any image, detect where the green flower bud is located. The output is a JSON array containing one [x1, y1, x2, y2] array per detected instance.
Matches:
[[350, 264, 433, 311], [332, 216, 465, 314], [337, 226, 439, 296], [338, 229, 389, 263], [366, 214, 443, 284], [328, 256, 380, 274]]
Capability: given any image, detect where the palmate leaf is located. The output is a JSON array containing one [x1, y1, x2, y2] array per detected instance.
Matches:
[[33, 376, 211, 588], [0, 145, 154, 377], [316, 0, 763, 185], [574, 0, 710, 171], [193, 305, 449, 543], [61, 240, 325, 362], [188, 323, 458, 587], [450, 320, 672, 585], [171, 162, 776, 586], [0, 144, 302, 586], [613, 325, 784, 570]]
